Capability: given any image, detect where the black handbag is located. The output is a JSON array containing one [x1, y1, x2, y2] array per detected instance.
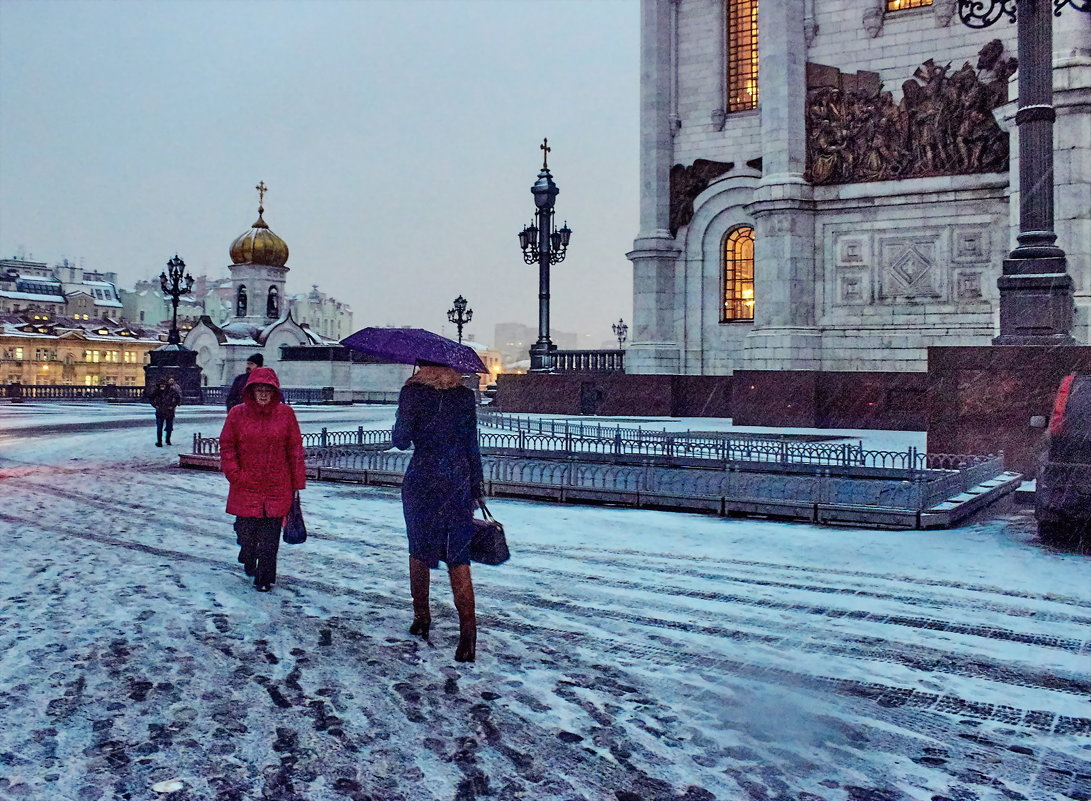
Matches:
[[470, 502, 509, 565], [283, 492, 307, 545]]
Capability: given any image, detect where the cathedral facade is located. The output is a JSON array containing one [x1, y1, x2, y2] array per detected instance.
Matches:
[[627, 0, 1090, 376]]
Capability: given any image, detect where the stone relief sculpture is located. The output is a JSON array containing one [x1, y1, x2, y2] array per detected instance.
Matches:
[[805, 41, 1016, 185], [668, 159, 734, 236]]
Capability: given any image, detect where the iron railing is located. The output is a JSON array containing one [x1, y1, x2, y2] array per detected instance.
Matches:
[[190, 425, 1002, 493], [207, 446, 1005, 517]]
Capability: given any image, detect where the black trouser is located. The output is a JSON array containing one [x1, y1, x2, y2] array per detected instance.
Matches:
[[155, 414, 174, 444], [234, 517, 281, 586]]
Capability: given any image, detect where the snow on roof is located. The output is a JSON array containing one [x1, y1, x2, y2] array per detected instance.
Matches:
[[461, 340, 493, 352], [0, 289, 66, 302], [220, 322, 260, 344]]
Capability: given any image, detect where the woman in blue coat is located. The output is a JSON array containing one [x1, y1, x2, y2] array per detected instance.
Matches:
[[392, 362, 484, 662]]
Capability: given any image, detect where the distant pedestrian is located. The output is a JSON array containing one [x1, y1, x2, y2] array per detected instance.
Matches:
[[392, 362, 484, 662], [147, 376, 182, 447], [225, 353, 264, 411], [219, 367, 305, 592]]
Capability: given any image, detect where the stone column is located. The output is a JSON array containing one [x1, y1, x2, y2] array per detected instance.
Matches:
[[743, 0, 821, 370], [994, 0, 1076, 345], [627, 0, 683, 375], [1052, 14, 1091, 343]]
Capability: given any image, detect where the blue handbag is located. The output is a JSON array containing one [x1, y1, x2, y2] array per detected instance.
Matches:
[[282, 492, 307, 545]]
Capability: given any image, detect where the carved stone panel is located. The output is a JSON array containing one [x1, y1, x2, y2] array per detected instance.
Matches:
[[838, 237, 866, 266], [829, 232, 871, 307], [838, 273, 869, 305], [878, 235, 943, 301], [955, 271, 983, 300], [952, 228, 990, 263], [804, 41, 1015, 185]]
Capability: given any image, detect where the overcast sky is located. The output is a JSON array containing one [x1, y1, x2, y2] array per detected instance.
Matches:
[[0, 0, 639, 347]]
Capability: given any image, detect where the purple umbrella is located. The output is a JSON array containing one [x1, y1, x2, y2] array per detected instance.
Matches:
[[341, 327, 488, 374]]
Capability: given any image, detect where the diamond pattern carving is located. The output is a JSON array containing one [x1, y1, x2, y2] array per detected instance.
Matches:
[[878, 236, 942, 301], [890, 248, 931, 289]]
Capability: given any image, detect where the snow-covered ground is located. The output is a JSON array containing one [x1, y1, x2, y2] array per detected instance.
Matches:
[[0, 402, 1088, 801]]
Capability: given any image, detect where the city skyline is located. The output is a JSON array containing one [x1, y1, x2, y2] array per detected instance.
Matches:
[[0, 0, 639, 347]]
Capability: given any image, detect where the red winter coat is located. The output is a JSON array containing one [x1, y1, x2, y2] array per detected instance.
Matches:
[[219, 367, 306, 518]]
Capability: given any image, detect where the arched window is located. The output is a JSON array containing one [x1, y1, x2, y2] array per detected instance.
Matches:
[[236, 285, 247, 317], [722, 226, 755, 322], [887, 0, 930, 9], [267, 286, 279, 318], [726, 0, 759, 112]]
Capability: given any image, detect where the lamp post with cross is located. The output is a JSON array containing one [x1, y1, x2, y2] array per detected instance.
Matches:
[[518, 139, 572, 371], [447, 295, 473, 344], [955, 0, 1088, 345], [160, 254, 194, 346]]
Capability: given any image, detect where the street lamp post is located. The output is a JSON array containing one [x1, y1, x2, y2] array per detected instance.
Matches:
[[957, 0, 1088, 344], [518, 138, 572, 371], [160, 254, 194, 346], [612, 318, 629, 350], [447, 295, 473, 344]]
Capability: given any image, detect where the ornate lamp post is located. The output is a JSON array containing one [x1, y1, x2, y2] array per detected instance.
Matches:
[[159, 254, 194, 346], [447, 295, 473, 344], [518, 138, 573, 371], [146, 253, 202, 401], [612, 318, 629, 349], [957, 0, 1088, 344]]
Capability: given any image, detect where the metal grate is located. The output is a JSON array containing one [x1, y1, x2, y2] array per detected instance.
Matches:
[[722, 226, 755, 321], [886, 0, 932, 10], [726, 0, 759, 112]]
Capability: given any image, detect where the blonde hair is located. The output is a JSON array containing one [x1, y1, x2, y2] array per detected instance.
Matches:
[[407, 364, 464, 390]]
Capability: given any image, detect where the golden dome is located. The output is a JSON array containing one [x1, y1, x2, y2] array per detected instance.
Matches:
[[229, 206, 289, 268]]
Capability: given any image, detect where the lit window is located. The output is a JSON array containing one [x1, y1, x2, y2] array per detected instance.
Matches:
[[726, 0, 759, 113], [722, 226, 755, 322], [887, 0, 931, 9]]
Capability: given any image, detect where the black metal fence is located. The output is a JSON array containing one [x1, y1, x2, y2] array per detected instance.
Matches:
[[189, 423, 1002, 491]]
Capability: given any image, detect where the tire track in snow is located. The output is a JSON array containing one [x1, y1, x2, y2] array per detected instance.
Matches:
[[2, 505, 1089, 736], [9, 469, 1091, 665]]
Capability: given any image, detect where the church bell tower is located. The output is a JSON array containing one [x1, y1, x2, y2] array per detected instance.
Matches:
[[227, 181, 290, 327]]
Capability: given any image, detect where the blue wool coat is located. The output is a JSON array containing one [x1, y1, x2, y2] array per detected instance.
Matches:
[[392, 383, 483, 568]]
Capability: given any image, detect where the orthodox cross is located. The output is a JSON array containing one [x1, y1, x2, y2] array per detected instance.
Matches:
[[256, 180, 267, 211], [540, 138, 550, 170]]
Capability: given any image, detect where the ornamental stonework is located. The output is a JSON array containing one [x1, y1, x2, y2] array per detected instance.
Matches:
[[805, 40, 1016, 185], [668, 159, 734, 236]]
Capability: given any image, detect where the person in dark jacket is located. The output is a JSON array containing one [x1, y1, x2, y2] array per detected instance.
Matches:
[[225, 353, 264, 411], [148, 377, 182, 447], [392, 362, 484, 662], [219, 367, 306, 592]]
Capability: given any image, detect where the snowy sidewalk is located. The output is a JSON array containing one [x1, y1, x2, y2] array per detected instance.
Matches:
[[0, 405, 1088, 801]]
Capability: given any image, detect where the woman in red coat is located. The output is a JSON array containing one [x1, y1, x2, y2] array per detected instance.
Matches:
[[219, 367, 306, 592]]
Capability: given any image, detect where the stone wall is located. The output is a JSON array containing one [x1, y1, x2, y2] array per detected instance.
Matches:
[[928, 346, 1091, 476], [495, 370, 924, 429], [730, 370, 928, 430]]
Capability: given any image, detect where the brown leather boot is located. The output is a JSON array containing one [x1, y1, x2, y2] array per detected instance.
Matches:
[[409, 556, 431, 638], [449, 564, 476, 662]]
